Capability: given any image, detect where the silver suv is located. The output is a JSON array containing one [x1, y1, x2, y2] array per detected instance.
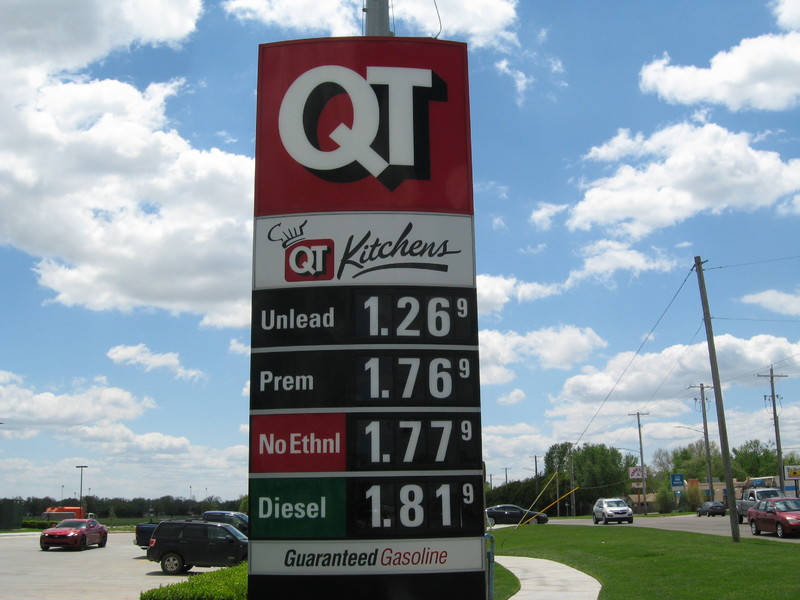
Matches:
[[592, 498, 634, 524]]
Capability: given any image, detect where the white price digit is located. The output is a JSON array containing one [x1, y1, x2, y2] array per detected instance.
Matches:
[[431, 420, 452, 462], [364, 357, 381, 398], [456, 297, 469, 317], [436, 484, 452, 526], [428, 298, 451, 337], [363, 296, 380, 336], [429, 358, 452, 398], [365, 421, 381, 462], [460, 419, 473, 441], [458, 357, 470, 378], [463, 483, 475, 504], [396, 297, 420, 336], [365, 485, 382, 528], [399, 484, 424, 527], [399, 421, 422, 462], [398, 358, 420, 398]]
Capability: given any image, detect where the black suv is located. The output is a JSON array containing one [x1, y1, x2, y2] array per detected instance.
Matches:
[[202, 510, 249, 535], [146, 519, 248, 574]]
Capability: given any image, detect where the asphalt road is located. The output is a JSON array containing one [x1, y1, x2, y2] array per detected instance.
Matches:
[[549, 513, 800, 543], [0, 531, 220, 600]]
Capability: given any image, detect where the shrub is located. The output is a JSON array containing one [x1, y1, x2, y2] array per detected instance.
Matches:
[[139, 563, 247, 600]]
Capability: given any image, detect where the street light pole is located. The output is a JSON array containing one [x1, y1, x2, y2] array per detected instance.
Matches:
[[76, 465, 87, 509]]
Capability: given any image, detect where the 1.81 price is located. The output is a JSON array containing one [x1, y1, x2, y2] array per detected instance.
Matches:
[[348, 476, 485, 537]]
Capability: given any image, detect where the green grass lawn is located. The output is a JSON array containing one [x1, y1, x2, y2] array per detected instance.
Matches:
[[492, 523, 798, 599]]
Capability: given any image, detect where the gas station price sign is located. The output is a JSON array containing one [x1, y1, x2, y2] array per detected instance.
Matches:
[[249, 37, 484, 600]]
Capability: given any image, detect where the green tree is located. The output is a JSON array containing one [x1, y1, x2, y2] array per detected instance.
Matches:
[[656, 481, 676, 513], [732, 439, 777, 477], [572, 444, 630, 514]]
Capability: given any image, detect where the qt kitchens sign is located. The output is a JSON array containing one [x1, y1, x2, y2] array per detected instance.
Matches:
[[249, 38, 485, 600]]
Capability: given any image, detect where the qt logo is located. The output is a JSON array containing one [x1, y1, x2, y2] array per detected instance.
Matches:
[[284, 239, 335, 282], [278, 65, 447, 190]]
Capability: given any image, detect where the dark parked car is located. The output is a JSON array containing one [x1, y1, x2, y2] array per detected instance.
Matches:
[[146, 519, 248, 574], [748, 497, 800, 538], [40, 518, 108, 551], [696, 501, 726, 517], [485, 504, 548, 525], [202, 510, 249, 535]]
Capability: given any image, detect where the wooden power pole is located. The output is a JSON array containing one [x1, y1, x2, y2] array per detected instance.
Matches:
[[694, 256, 740, 542]]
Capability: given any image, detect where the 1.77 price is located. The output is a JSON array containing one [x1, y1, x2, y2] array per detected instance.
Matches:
[[353, 415, 481, 469]]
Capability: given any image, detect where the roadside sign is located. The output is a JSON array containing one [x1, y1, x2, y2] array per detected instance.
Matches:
[[249, 37, 483, 600], [785, 465, 800, 480], [629, 466, 645, 479], [671, 474, 684, 489]]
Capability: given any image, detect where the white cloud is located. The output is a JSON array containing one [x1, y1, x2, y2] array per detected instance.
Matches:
[[0, 3, 254, 329], [529, 202, 567, 231], [741, 288, 800, 316], [0, 0, 201, 75], [495, 58, 535, 106], [229, 338, 250, 355], [639, 33, 800, 111], [565, 240, 676, 287], [0, 372, 155, 432], [479, 325, 607, 384], [773, 0, 800, 31], [477, 273, 563, 316], [107, 344, 205, 381], [572, 123, 800, 240], [224, 0, 520, 51], [497, 388, 526, 405]]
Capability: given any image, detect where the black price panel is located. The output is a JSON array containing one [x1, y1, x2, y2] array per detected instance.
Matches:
[[347, 474, 485, 538], [252, 286, 478, 348], [348, 412, 481, 471], [250, 349, 480, 410]]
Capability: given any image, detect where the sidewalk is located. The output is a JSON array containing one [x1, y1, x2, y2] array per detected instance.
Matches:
[[495, 555, 601, 600]]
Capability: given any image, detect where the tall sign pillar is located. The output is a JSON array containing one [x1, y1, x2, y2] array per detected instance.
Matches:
[[249, 37, 484, 599]]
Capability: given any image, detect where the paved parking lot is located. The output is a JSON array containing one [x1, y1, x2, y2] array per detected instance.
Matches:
[[0, 531, 219, 599]]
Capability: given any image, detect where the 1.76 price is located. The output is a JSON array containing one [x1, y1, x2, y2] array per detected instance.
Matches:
[[358, 353, 477, 404]]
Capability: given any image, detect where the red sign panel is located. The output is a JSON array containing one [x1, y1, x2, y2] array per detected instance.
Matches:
[[251, 413, 346, 472], [255, 38, 473, 216]]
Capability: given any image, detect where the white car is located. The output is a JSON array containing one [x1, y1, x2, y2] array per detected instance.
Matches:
[[592, 498, 634, 524]]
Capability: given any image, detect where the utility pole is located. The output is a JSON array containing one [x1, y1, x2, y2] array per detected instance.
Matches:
[[690, 383, 716, 501], [76, 465, 87, 509], [694, 256, 739, 542], [529, 455, 540, 496], [759, 365, 788, 491], [629, 412, 649, 514], [364, 0, 392, 36], [568, 447, 576, 517]]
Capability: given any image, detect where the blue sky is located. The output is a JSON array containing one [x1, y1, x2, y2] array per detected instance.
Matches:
[[1, 0, 799, 501]]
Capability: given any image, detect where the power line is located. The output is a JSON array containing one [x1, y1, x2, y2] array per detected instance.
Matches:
[[704, 254, 800, 271]]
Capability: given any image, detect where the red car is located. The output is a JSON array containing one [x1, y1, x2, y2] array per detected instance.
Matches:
[[747, 497, 800, 538], [40, 519, 109, 551]]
